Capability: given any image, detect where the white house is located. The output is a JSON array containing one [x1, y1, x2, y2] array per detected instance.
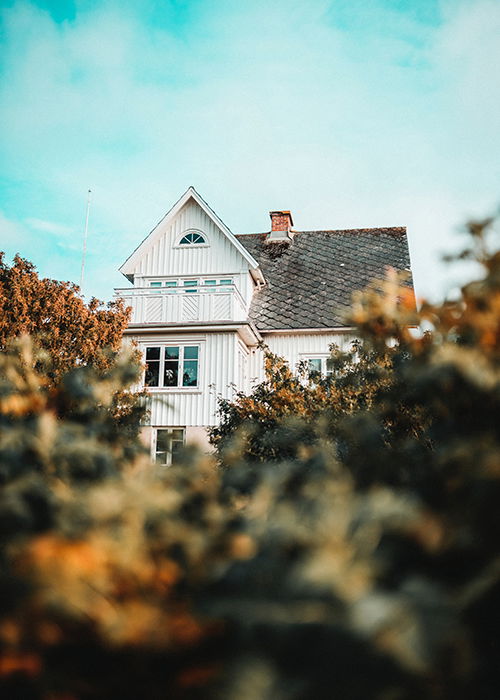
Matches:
[[116, 186, 413, 465]]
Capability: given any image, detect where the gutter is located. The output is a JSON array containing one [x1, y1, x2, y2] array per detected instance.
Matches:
[[260, 327, 356, 335]]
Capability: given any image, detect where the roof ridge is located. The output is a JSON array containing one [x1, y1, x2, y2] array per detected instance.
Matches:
[[235, 226, 407, 238]]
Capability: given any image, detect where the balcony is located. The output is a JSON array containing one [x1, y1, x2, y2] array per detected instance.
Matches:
[[115, 283, 248, 325]]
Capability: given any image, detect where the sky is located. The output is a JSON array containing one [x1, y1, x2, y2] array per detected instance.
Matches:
[[1, 0, 499, 303]]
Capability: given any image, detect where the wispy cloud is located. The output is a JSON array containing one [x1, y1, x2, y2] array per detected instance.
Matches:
[[25, 218, 75, 236]]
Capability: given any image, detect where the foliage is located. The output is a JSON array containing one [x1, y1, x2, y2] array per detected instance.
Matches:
[[209, 343, 396, 463], [0, 338, 146, 487], [0, 254, 130, 380], [0, 339, 444, 699], [210, 277, 428, 477], [1, 218, 500, 698]]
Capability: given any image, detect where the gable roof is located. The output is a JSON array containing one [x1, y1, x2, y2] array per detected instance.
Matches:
[[236, 227, 414, 331], [119, 186, 262, 281]]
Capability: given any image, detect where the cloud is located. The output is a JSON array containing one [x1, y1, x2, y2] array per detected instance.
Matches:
[[0, 0, 499, 303], [25, 218, 75, 236]]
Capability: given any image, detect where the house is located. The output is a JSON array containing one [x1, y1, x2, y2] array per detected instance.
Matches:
[[116, 186, 414, 465]]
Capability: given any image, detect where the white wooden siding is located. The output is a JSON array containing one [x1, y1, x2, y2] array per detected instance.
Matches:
[[138, 332, 238, 427], [249, 331, 357, 384], [133, 201, 252, 302]]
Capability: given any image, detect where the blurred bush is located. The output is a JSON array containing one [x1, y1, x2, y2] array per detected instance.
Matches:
[[1, 217, 500, 699]]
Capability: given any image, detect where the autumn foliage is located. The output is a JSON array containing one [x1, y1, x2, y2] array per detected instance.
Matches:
[[0, 254, 130, 379], [1, 217, 500, 699]]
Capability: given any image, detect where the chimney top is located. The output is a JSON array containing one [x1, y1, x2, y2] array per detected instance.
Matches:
[[267, 210, 294, 242], [270, 210, 294, 230]]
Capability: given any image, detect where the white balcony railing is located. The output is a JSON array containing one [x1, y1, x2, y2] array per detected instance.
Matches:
[[115, 283, 248, 325]]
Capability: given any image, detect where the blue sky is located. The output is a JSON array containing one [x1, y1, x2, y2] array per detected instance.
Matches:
[[1, 0, 499, 302]]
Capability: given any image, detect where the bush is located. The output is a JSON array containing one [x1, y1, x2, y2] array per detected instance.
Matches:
[[1, 216, 500, 699]]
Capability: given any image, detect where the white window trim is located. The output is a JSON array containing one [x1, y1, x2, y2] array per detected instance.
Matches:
[[173, 228, 210, 248], [145, 277, 234, 292], [144, 343, 202, 391]]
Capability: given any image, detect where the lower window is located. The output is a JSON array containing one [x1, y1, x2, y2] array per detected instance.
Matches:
[[153, 427, 185, 467]]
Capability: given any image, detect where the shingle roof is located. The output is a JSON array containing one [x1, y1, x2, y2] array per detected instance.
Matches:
[[235, 228, 413, 331]]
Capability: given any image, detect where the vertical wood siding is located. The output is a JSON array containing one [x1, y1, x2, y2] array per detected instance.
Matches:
[[133, 201, 253, 305]]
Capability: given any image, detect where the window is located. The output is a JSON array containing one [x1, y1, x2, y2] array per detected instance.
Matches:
[[179, 231, 206, 245], [148, 280, 178, 292], [145, 345, 199, 388], [147, 277, 232, 293], [204, 278, 233, 291], [302, 356, 333, 380], [154, 427, 185, 467]]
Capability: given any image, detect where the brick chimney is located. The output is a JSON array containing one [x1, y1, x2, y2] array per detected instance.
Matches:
[[267, 210, 294, 242]]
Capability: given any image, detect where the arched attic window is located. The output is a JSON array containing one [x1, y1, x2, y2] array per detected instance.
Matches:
[[179, 231, 206, 245]]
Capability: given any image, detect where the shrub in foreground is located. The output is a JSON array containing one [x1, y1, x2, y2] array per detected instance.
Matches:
[[1, 217, 500, 698]]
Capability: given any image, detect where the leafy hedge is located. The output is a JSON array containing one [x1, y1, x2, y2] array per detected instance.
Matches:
[[1, 217, 500, 699]]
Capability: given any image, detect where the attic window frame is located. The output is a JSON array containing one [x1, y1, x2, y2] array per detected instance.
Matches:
[[175, 229, 209, 248]]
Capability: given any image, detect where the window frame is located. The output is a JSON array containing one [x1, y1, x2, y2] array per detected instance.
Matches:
[[152, 427, 185, 467], [149, 280, 162, 294], [144, 344, 201, 390], [174, 229, 209, 248], [300, 354, 334, 380], [183, 279, 198, 293], [145, 277, 233, 293]]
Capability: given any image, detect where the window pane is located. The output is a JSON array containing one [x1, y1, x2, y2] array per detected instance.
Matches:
[[204, 279, 216, 286], [145, 348, 160, 386], [183, 280, 197, 293], [171, 440, 183, 465], [308, 359, 322, 374], [156, 429, 171, 451], [164, 362, 179, 386], [165, 347, 179, 359], [172, 429, 184, 440], [150, 281, 161, 287], [182, 360, 198, 387], [184, 346, 198, 360], [145, 362, 160, 386], [165, 280, 177, 289], [220, 279, 232, 285], [155, 451, 168, 465], [180, 232, 206, 245]]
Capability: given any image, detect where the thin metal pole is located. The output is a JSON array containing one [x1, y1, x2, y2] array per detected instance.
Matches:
[[80, 189, 92, 290]]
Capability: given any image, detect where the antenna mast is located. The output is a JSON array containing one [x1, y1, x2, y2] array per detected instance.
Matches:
[[80, 189, 92, 290]]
